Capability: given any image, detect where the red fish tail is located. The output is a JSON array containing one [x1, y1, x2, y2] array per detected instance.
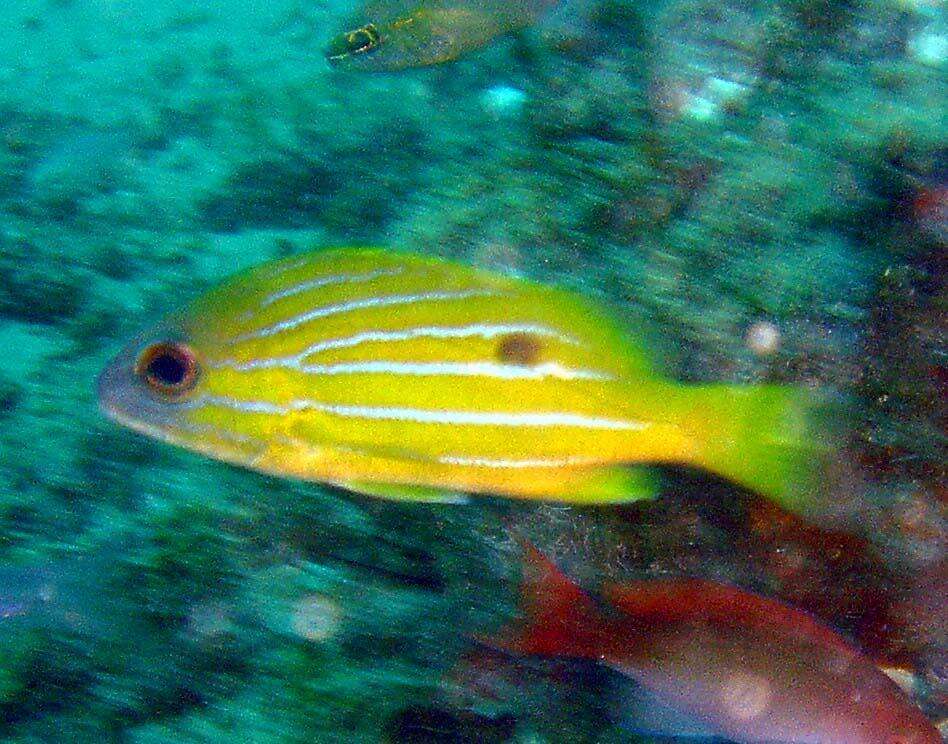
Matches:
[[484, 534, 605, 659]]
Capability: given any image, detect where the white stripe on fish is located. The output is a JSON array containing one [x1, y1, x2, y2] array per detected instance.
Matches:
[[210, 322, 580, 367], [209, 359, 609, 380], [299, 360, 608, 380], [259, 268, 405, 307], [231, 290, 500, 343], [191, 395, 649, 430]]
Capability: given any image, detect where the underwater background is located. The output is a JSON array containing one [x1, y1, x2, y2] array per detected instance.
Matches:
[[0, 0, 944, 741]]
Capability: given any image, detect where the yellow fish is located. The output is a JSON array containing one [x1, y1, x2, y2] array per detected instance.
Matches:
[[325, 0, 558, 71], [98, 248, 828, 510]]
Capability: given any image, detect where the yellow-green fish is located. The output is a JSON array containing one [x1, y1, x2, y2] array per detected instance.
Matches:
[[325, 0, 558, 71], [98, 248, 828, 510]]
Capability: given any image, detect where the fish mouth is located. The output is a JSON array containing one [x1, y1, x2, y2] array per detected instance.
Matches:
[[98, 346, 269, 472], [97, 387, 176, 443], [96, 352, 131, 422], [96, 356, 174, 440], [97, 358, 201, 457]]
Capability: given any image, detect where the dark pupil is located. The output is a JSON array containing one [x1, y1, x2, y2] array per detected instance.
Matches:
[[146, 351, 188, 387], [346, 24, 379, 53], [350, 30, 373, 52]]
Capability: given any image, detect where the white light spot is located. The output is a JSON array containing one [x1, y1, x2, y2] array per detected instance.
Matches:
[[481, 84, 527, 118], [720, 671, 771, 721], [908, 29, 947, 65], [745, 320, 781, 356], [291, 594, 342, 642]]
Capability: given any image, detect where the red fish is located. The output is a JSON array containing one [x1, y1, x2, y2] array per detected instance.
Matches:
[[487, 538, 940, 744]]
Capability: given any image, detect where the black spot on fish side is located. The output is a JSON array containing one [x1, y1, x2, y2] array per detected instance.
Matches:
[[496, 333, 542, 366]]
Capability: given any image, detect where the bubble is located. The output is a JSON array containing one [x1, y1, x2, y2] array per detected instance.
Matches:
[[720, 670, 771, 721], [187, 601, 233, 640], [907, 29, 947, 66], [745, 321, 781, 357], [480, 85, 527, 118], [881, 666, 918, 696], [471, 241, 523, 274], [290, 594, 342, 642]]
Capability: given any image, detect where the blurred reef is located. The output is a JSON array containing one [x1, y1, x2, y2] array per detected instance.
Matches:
[[0, 0, 944, 741]]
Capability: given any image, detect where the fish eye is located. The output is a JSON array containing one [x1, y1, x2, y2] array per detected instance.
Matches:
[[325, 24, 381, 64], [135, 342, 200, 397], [345, 24, 381, 54]]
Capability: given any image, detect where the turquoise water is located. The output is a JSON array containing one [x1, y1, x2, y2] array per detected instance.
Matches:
[[0, 0, 945, 741]]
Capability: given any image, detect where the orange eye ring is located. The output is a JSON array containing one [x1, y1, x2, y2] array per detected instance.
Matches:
[[135, 342, 200, 397]]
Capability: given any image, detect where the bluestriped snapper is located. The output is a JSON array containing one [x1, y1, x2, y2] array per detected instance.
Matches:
[[98, 248, 829, 511]]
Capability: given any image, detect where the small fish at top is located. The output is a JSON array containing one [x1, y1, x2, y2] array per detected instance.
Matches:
[[483, 537, 941, 744], [99, 248, 830, 511], [325, 0, 560, 71]]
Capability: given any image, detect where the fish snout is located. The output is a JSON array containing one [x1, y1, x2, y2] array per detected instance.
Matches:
[[96, 352, 127, 423], [97, 324, 196, 436]]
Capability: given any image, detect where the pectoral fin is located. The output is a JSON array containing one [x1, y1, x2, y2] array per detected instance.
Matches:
[[330, 479, 470, 504]]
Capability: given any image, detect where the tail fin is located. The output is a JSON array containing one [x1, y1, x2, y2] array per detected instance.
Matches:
[[683, 384, 837, 515], [483, 535, 603, 659]]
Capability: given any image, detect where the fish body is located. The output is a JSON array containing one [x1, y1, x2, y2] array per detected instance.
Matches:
[[489, 539, 941, 744], [325, 0, 557, 70], [99, 248, 825, 510]]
